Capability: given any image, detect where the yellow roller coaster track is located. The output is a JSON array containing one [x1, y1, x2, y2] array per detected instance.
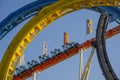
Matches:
[[0, 0, 120, 80]]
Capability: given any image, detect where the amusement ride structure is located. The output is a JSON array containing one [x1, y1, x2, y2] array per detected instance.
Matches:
[[0, 0, 120, 80]]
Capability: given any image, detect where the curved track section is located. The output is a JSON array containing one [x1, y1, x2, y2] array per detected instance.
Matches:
[[0, 0, 120, 40], [96, 13, 118, 80], [91, 7, 120, 24], [0, 0, 58, 40], [0, 0, 120, 80], [100, 6, 120, 23]]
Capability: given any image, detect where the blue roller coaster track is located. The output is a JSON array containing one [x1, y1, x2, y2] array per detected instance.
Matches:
[[0, 0, 58, 40]]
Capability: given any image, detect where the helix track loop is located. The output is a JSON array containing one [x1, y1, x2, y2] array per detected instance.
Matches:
[[0, 0, 120, 80], [95, 13, 119, 80]]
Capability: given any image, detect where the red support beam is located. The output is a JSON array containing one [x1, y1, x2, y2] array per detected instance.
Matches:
[[13, 25, 120, 80]]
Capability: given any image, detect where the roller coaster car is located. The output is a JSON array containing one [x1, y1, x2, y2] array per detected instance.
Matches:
[[50, 51, 55, 57], [20, 65, 27, 73], [42, 54, 51, 62], [74, 43, 79, 47], [15, 68, 21, 76], [68, 42, 76, 48], [39, 56, 46, 64], [31, 60, 39, 67], [27, 61, 33, 68], [15, 65, 27, 76], [39, 55, 51, 63], [62, 42, 79, 51], [20, 65, 26, 70], [62, 45, 67, 51], [51, 48, 62, 58], [54, 48, 62, 56]]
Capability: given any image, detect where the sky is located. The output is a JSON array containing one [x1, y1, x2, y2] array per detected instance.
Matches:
[[0, 0, 120, 80]]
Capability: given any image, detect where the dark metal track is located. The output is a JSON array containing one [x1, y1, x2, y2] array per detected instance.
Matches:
[[96, 13, 119, 80]]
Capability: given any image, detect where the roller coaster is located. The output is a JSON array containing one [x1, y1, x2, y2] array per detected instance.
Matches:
[[0, 0, 120, 80]]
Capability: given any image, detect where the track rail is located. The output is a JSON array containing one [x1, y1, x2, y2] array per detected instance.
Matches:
[[0, 0, 120, 80], [100, 6, 120, 24], [92, 7, 120, 24], [96, 13, 118, 80], [0, 0, 120, 40], [13, 25, 120, 80], [0, 0, 58, 40]]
